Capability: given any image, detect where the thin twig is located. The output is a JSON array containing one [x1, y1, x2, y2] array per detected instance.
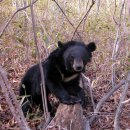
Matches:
[[30, 0, 49, 120], [128, 0, 130, 21], [122, 98, 130, 104], [113, 0, 118, 25], [82, 0, 90, 37], [119, 0, 125, 24], [111, 27, 120, 87], [52, 0, 82, 40], [95, 0, 100, 18], [71, 0, 95, 40], [111, 0, 125, 88], [114, 72, 130, 130], [52, 0, 73, 27], [89, 77, 127, 124], [0, 0, 38, 38], [123, 0, 127, 33]]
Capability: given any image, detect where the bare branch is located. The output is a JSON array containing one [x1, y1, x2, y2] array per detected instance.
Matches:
[[52, 0, 73, 28], [0, 66, 30, 130], [111, 27, 120, 87], [113, 0, 118, 25], [84, 120, 91, 130], [52, 0, 82, 40], [114, 72, 130, 130], [95, 0, 100, 18], [0, 0, 38, 38], [89, 76, 127, 124], [71, 0, 95, 40], [82, 0, 90, 37], [123, 1, 127, 33], [119, 0, 125, 24], [30, 0, 49, 120], [128, 0, 130, 21], [111, 0, 125, 88], [81, 73, 95, 111], [122, 98, 130, 104]]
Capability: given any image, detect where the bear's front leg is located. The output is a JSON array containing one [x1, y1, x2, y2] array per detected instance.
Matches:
[[66, 85, 86, 108], [46, 80, 81, 105]]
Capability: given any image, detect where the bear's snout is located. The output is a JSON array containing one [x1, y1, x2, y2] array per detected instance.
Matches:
[[73, 59, 84, 72]]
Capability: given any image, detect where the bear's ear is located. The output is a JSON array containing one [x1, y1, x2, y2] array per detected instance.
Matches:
[[58, 41, 64, 48], [86, 42, 96, 52]]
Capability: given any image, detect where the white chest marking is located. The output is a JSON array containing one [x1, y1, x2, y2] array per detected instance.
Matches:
[[56, 65, 78, 82], [63, 74, 78, 82]]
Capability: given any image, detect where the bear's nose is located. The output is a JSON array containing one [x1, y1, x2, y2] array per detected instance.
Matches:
[[73, 58, 84, 72]]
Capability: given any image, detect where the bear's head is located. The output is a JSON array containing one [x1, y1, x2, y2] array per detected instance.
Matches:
[[58, 41, 96, 73]]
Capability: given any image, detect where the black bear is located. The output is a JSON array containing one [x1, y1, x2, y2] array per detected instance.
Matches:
[[19, 40, 96, 116]]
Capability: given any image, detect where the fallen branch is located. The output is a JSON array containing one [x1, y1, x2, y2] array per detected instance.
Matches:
[[114, 72, 130, 130], [89, 76, 127, 124], [0, 66, 30, 130], [0, 0, 38, 38]]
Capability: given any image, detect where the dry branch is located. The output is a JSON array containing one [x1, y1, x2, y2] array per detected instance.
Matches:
[[114, 72, 130, 130], [123, 0, 127, 33], [89, 77, 127, 124], [52, 0, 82, 40], [111, 0, 125, 88], [82, 0, 90, 35], [113, 0, 118, 25], [0, 66, 30, 130], [0, 0, 38, 38], [111, 27, 120, 87], [95, 0, 100, 17], [30, 0, 49, 120], [71, 0, 95, 40], [45, 104, 88, 130]]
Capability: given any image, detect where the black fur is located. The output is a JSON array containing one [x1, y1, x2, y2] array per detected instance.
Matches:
[[19, 40, 96, 116]]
